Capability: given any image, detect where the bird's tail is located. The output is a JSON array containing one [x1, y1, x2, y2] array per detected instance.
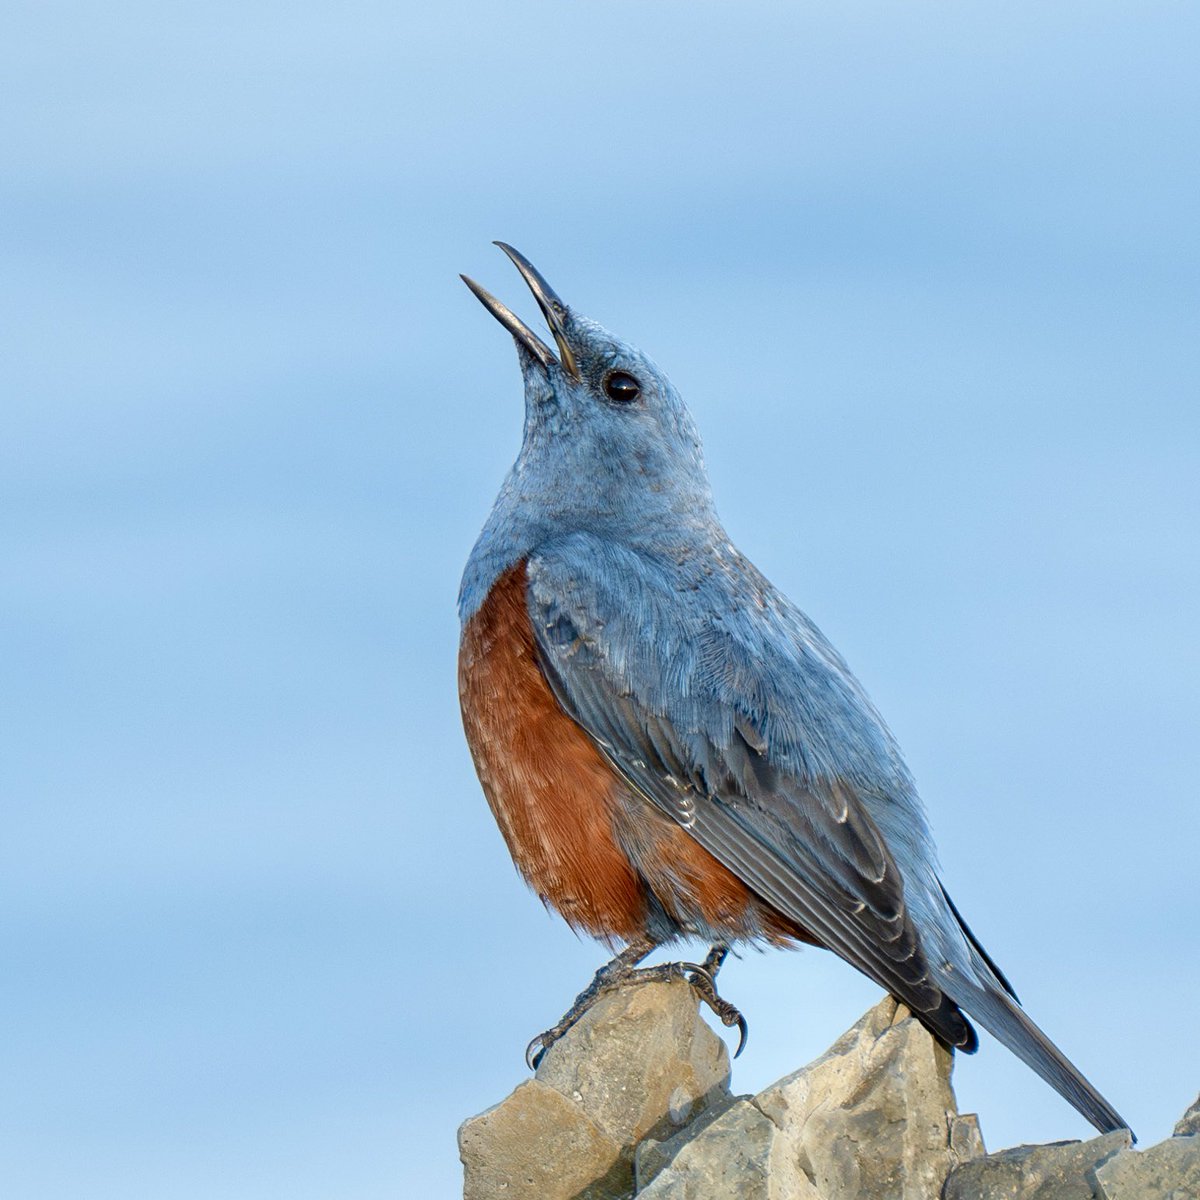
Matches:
[[951, 975, 1132, 1138]]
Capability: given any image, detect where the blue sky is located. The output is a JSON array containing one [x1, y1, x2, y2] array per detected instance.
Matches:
[[2, 2, 1197, 1195]]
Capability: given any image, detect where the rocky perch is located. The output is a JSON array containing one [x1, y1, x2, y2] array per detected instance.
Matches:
[[459, 979, 1199, 1199]]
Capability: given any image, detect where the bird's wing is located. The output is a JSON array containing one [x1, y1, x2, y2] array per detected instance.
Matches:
[[525, 538, 974, 1050]]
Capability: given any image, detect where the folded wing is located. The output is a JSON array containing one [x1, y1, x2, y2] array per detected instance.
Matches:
[[526, 542, 976, 1051]]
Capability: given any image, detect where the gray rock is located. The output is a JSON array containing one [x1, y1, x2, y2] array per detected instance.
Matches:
[[458, 1079, 623, 1200], [635, 1098, 818, 1199], [459, 977, 730, 1200], [461, 980, 1185, 1200], [634, 1092, 742, 1191], [639, 994, 979, 1200], [1175, 1093, 1200, 1138], [536, 976, 731, 1149], [950, 1114, 988, 1166], [753, 995, 978, 1200], [1093, 1134, 1200, 1199], [942, 1129, 1132, 1200]]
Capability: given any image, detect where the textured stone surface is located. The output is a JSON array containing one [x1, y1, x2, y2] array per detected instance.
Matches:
[[636, 1097, 816, 1199], [535, 976, 731, 1148], [634, 1093, 740, 1191], [1175, 1092, 1200, 1138], [951, 1114, 988, 1165], [942, 1130, 1132, 1200], [639, 994, 979, 1200], [1093, 1134, 1200, 1199], [460, 982, 1200, 1200], [752, 995, 979, 1200], [458, 1079, 623, 1200], [459, 977, 730, 1199]]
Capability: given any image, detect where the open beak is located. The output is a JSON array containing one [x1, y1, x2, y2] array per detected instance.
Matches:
[[460, 243, 581, 381]]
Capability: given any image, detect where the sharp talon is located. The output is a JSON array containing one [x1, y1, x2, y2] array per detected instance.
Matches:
[[526, 1035, 547, 1071], [733, 1012, 749, 1057], [679, 946, 746, 1056], [522, 937, 661, 1073]]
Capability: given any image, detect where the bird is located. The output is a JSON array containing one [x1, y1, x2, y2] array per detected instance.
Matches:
[[456, 242, 1129, 1137]]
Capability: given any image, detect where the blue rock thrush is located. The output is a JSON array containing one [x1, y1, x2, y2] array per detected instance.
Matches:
[[457, 243, 1128, 1136]]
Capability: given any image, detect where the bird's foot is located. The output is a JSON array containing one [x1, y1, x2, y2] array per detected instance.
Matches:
[[525, 942, 747, 1069], [679, 945, 749, 1057], [524, 938, 666, 1069]]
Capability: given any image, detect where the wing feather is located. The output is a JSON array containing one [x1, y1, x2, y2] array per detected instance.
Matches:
[[527, 551, 974, 1049]]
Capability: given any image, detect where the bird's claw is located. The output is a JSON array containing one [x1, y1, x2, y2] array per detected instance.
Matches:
[[524, 943, 748, 1070], [525, 1033, 550, 1071], [680, 961, 716, 990], [681, 957, 749, 1057], [730, 1011, 750, 1058]]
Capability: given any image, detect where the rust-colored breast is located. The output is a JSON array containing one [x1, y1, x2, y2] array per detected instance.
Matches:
[[458, 562, 650, 941], [459, 561, 815, 950], [621, 815, 812, 947]]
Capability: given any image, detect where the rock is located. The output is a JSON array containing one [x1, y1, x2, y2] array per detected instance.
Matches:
[[640, 994, 980, 1200], [535, 976, 731, 1148], [941, 1081, 1200, 1200], [458, 977, 730, 1199], [942, 1130, 1132, 1200], [458, 1079, 624, 1200], [1093, 1134, 1200, 1199], [753, 995, 980, 1200], [635, 1097, 816, 1199], [1175, 1093, 1200, 1138], [950, 1114, 988, 1165], [634, 1093, 741, 1190], [460, 982, 1200, 1200]]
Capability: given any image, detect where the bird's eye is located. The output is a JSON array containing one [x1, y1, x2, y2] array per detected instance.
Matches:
[[603, 371, 641, 403]]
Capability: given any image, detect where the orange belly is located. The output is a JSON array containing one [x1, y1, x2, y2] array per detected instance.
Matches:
[[458, 561, 812, 948], [459, 562, 649, 941]]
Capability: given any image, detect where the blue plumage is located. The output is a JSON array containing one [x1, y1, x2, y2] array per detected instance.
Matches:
[[459, 244, 1128, 1135]]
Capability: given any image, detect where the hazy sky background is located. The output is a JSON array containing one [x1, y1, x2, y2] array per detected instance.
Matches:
[[3, 2, 1197, 1196]]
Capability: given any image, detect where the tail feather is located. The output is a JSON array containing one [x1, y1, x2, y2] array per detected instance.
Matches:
[[953, 977, 1132, 1139], [938, 881, 1019, 1001]]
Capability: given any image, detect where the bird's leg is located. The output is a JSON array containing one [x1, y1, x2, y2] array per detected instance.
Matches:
[[526, 935, 662, 1068], [680, 944, 749, 1057], [526, 940, 750, 1069]]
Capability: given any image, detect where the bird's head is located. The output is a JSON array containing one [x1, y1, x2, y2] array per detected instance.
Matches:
[[461, 244, 715, 538]]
